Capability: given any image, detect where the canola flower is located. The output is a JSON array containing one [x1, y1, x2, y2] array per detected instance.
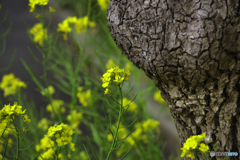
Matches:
[[41, 85, 55, 96], [38, 118, 51, 131], [77, 151, 88, 160], [98, 0, 109, 11], [154, 90, 165, 103], [49, 6, 55, 13], [67, 110, 83, 134], [57, 16, 95, 40], [106, 59, 117, 69], [28, 0, 49, 12], [101, 66, 131, 94], [30, 23, 48, 46], [36, 123, 75, 160], [23, 115, 31, 123], [181, 133, 209, 159], [125, 62, 133, 71], [57, 16, 77, 40], [0, 102, 26, 123], [75, 16, 96, 33], [107, 119, 160, 157], [0, 73, 27, 97], [122, 98, 137, 113], [77, 87, 91, 107], [46, 99, 65, 117], [0, 102, 30, 159]]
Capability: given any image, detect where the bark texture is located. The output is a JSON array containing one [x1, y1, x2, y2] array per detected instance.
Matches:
[[107, 0, 240, 159]]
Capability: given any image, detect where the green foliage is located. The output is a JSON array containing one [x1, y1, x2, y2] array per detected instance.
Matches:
[[0, 0, 173, 160]]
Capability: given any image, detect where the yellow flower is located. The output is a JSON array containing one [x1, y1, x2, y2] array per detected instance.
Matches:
[[199, 143, 209, 152], [154, 90, 165, 103], [38, 118, 50, 130], [97, 0, 109, 11], [142, 119, 160, 132], [105, 59, 117, 69], [38, 148, 55, 160], [124, 62, 132, 71], [46, 99, 65, 117], [187, 152, 195, 159], [29, 0, 49, 12], [0, 73, 27, 97], [23, 127, 28, 133], [23, 115, 31, 123], [122, 98, 137, 113], [101, 66, 131, 93], [195, 133, 206, 142], [41, 85, 55, 96], [70, 143, 75, 151], [30, 23, 48, 46], [67, 110, 83, 134], [35, 13, 41, 18], [36, 136, 54, 152], [77, 87, 91, 107], [79, 151, 88, 160], [57, 16, 77, 40], [45, 123, 74, 149], [0, 102, 26, 119], [58, 153, 64, 160], [181, 133, 208, 159], [75, 16, 96, 34], [104, 88, 111, 94], [49, 6, 55, 13]]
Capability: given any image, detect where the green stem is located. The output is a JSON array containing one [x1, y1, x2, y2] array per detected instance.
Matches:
[[17, 89, 22, 105], [106, 85, 123, 160], [12, 119, 19, 160], [40, 6, 62, 122], [55, 147, 60, 160]]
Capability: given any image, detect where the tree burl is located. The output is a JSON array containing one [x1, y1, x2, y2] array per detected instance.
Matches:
[[107, 0, 240, 159]]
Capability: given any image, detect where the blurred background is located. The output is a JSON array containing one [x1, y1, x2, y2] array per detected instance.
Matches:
[[0, 0, 180, 159]]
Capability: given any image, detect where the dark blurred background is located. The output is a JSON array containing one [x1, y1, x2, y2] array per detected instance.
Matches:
[[0, 0, 45, 107]]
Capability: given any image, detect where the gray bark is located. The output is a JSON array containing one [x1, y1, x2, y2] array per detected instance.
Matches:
[[106, 0, 240, 159]]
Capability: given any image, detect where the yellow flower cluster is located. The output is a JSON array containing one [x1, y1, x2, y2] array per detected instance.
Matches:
[[47, 123, 75, 148], [97, 0, 109, 11], [41, 85, 55, 96], [105, 59, 116, 69], [28, 0, 49, 12], [49, 6, 55, 13], [23, 115, 31, 123], [36, 123, 75, 159], [0, 103, 30, 137], [75, 16, 96, 33], [38, 118, 50, 131], [181, 133, 209, 159], [77, 87, 91, 107], [36, 136, 63, 160], [57, 16, 95, 40], [154, 90, 165, 103], [46, 99, 65, 117], [107, 119, 160, 157], [0, 138, 13, 153], [67, 110, 83, 134], [0, 73, 27, 97], [122, 98, 137, 113], [101, 66, 130, 94], [0, 102, 26, 123], [30, 23, 48, 46]]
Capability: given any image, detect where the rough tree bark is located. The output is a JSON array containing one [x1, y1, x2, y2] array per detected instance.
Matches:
[[106, 0, 240, 159]]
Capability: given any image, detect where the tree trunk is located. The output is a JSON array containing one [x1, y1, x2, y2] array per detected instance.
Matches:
[[107, 0, 240, 159]]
